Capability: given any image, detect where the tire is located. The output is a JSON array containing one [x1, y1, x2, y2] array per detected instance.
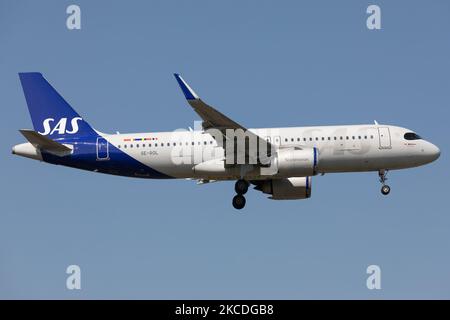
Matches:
[[235, 179, 249, 195], [381, 185, 391, 195], [232, 194, 246, 209]]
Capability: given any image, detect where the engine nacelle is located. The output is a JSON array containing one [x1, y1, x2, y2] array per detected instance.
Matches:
[[275, 147, 318, 177], [257, 177, 312, 200]]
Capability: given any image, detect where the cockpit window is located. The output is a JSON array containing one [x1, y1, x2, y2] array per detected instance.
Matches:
[[404, 132, 422, 140]]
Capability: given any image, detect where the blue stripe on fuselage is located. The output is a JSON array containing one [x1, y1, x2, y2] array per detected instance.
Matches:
[[41, 136, 173, 179]]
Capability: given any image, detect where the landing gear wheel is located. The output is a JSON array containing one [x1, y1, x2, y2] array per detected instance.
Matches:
[[232, 194, 246, 209], [378, 170, 391, 196], [235, 179, 249, 195], [381, 185, 391, 195]]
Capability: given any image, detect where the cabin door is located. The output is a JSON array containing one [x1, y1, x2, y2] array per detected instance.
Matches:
[[96, 137, 110, 160], [378, 127, 392, 149]]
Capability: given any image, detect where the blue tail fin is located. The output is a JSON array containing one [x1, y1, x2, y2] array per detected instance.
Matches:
[[18, 73, 97, 139]]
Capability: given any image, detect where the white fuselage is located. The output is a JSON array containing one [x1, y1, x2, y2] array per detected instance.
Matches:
[[100, 124, 440, 180]]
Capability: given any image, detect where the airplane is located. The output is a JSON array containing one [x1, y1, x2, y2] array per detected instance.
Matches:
[[12, 72, 440, 209]]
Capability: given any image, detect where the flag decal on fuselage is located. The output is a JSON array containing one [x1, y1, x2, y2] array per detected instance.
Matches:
[[122, 137, 158, 142]]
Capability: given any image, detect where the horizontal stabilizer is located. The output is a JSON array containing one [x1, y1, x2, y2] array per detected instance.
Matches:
[[19, 129, 72, 154]]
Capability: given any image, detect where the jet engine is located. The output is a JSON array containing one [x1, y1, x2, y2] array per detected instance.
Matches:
[[254, 177, 312, 200], [275, 147, 318, 177]]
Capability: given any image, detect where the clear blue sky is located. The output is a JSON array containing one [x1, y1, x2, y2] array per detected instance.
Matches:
[[1, 0, 449, 299]]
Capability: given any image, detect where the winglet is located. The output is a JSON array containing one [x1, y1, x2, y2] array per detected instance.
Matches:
[[174, 73, 199, 100]]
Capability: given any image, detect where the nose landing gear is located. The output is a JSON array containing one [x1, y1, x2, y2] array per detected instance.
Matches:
[[232, 179, 249, 209], [378, 170, 390, 195]]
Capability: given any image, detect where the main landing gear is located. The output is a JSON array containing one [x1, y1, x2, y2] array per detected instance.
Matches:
[[232, 179, 249, 209], [378, 170, 391, 195]]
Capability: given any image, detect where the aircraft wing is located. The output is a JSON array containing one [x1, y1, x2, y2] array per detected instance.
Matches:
[[174, 74, 273, 164], [19, 129, 73, 154]]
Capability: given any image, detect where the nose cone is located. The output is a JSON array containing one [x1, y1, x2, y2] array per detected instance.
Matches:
[[428, 143, 440, 162]]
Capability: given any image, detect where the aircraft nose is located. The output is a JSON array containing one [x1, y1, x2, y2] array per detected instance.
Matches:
[[428, 143, 440, 162]]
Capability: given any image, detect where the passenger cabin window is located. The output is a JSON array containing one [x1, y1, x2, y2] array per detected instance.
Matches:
[[404, 132, 421, 140]]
